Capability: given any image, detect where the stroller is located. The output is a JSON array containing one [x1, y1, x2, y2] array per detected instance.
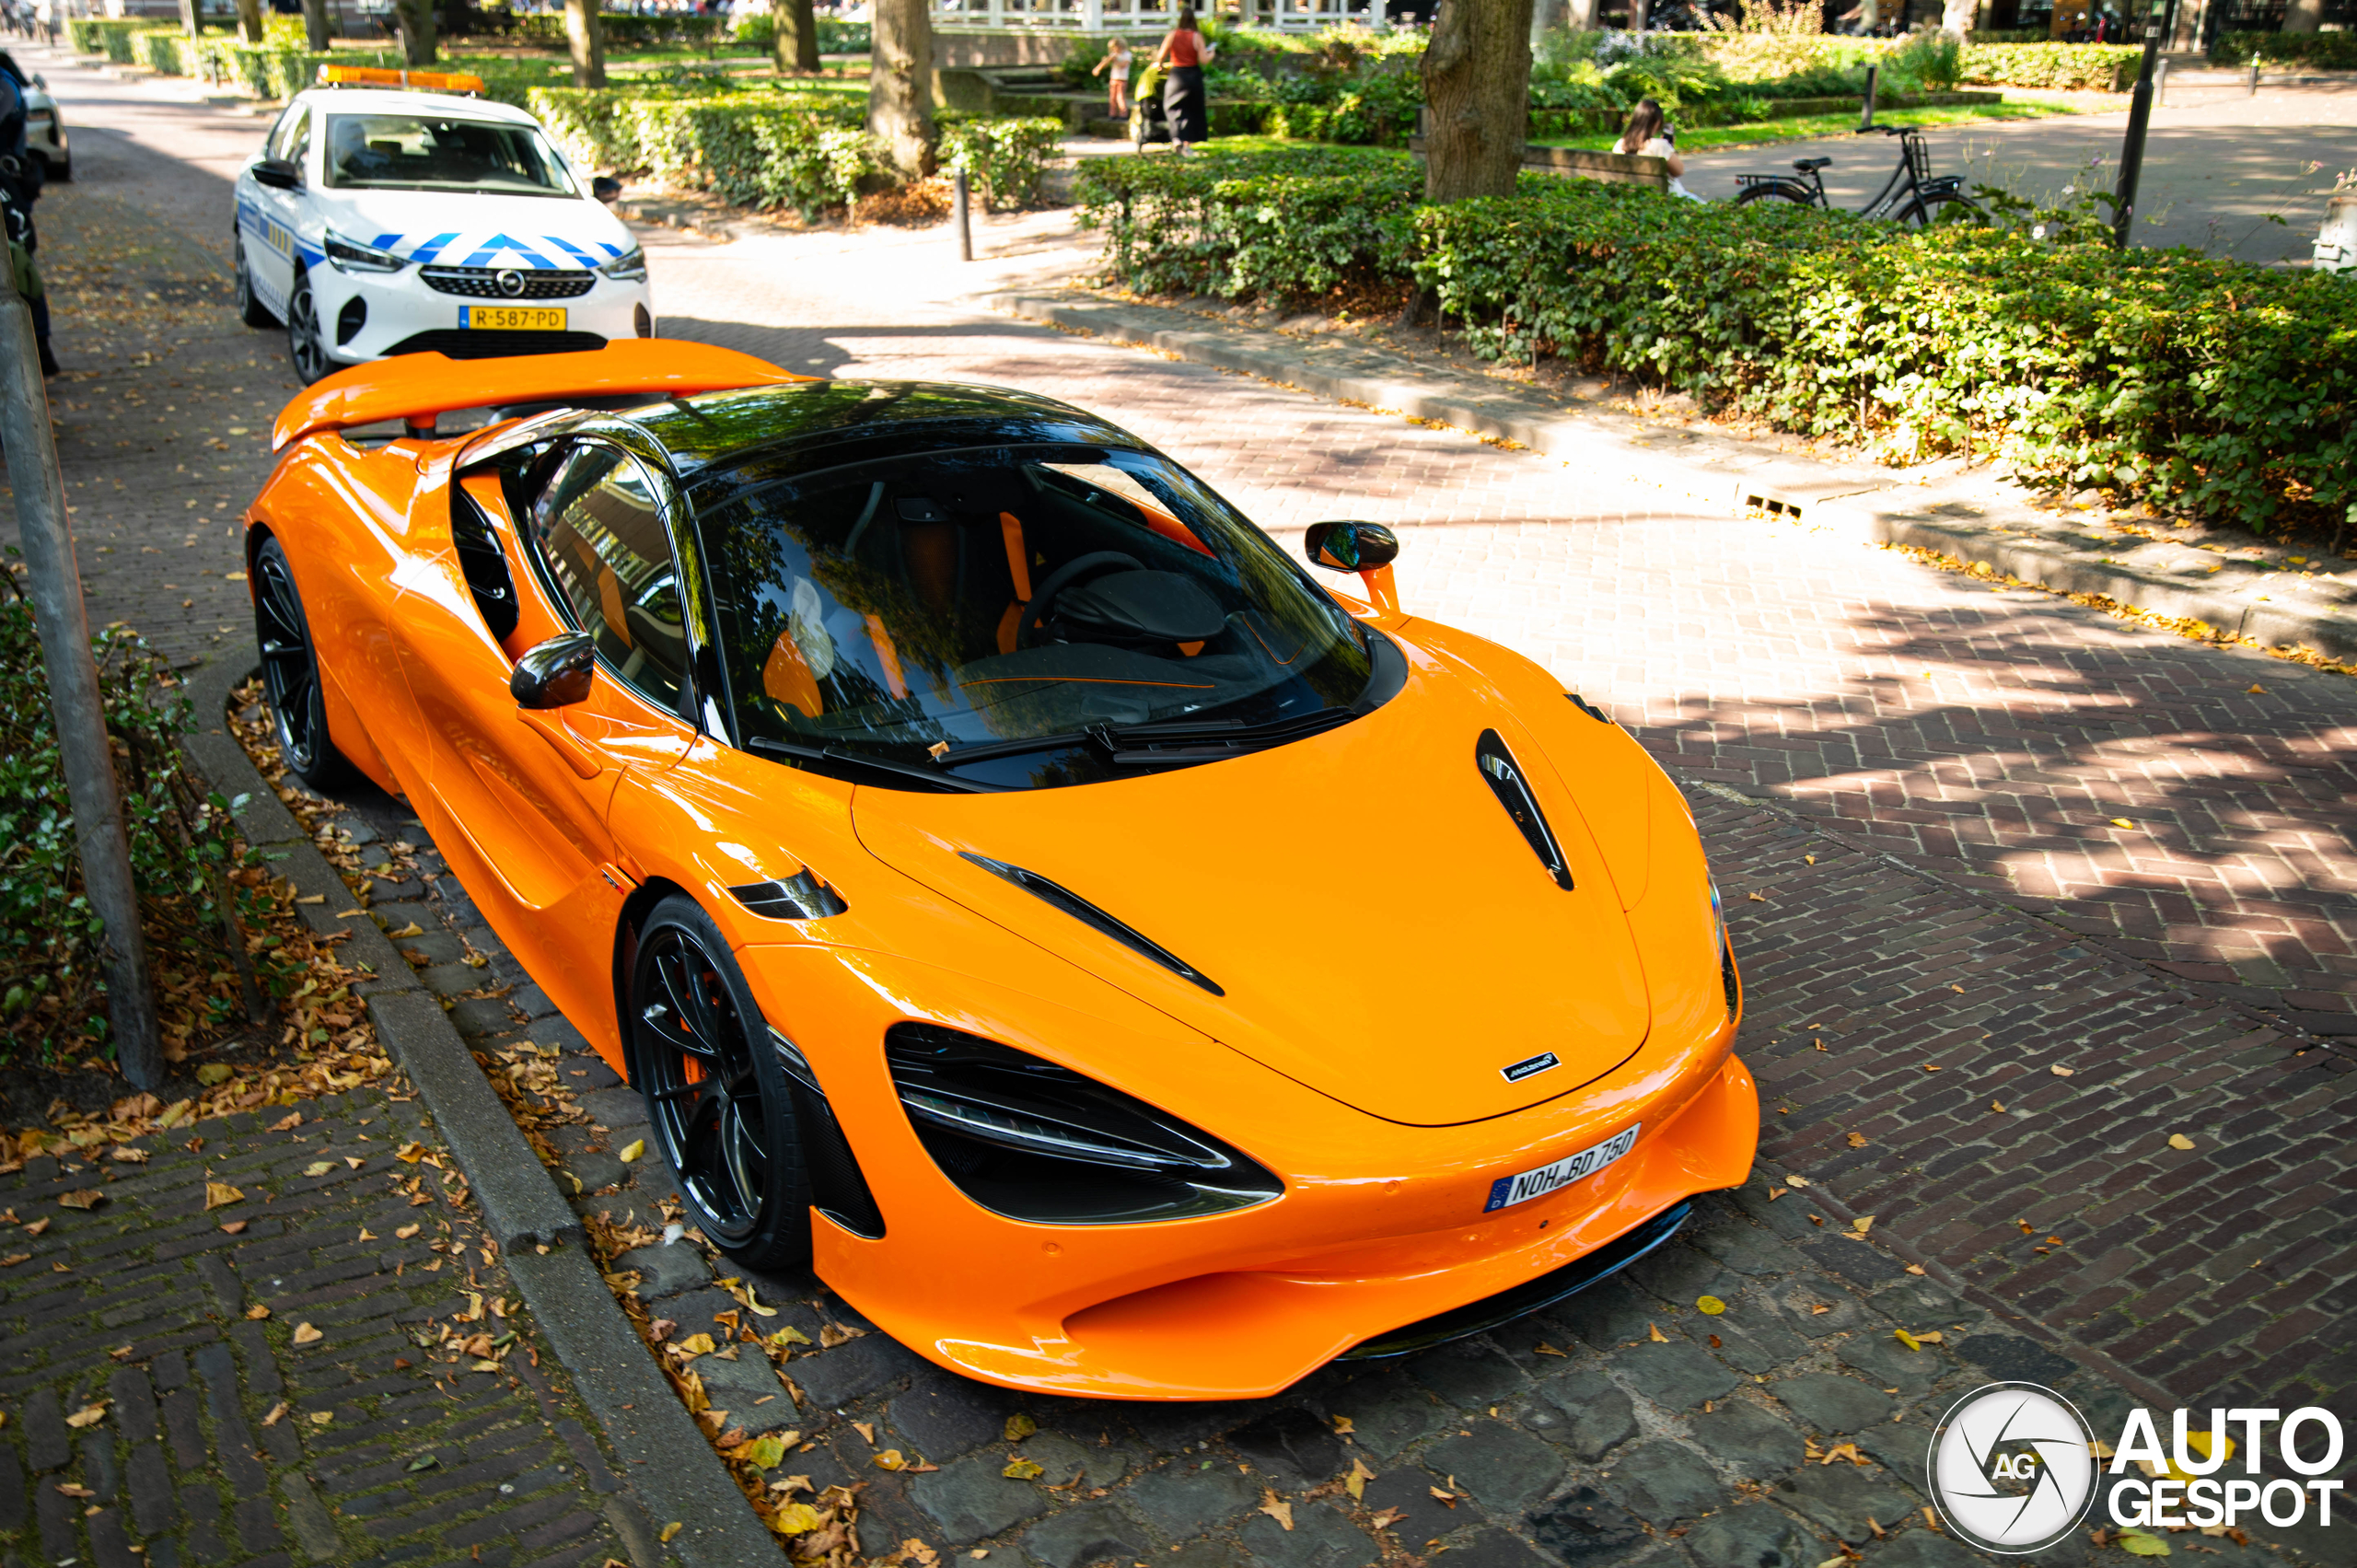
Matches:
[[1130, 91, 1171, 150]]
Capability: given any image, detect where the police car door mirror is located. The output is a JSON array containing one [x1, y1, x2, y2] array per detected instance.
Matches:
[[1303, 521, 1403, 619], [591, 176, 622, 203], [253, 157, 301, 191], [33, 75, 45, 88], [511, 633, 596, 709]]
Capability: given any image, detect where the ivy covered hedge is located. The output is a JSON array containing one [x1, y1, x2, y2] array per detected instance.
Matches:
[[528, 86, 877, 212], [1956, 41, 2140, 91], [938, 114, 1065, 210], [2211, 29, 2357, 68], [1078, 149, 2357, 533]]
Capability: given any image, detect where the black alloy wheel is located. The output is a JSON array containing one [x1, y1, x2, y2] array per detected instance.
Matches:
[[285, 267, 331, 383], [234, 231, 274, 328], [631, 895, 814, 1272], [251, 535, 351, 788]]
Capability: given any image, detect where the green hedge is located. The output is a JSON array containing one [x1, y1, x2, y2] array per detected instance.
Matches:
[[508, 12, 729, 48], [2211, 29, 2357, 68], [1957, 41, 2139, 91], [1080, 149, 2357, 535], [528, 86, 877, 212], [937, 114, 1063, 210]]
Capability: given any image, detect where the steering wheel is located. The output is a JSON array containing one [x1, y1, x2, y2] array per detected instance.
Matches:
[[1015, 552, 1144, 650]]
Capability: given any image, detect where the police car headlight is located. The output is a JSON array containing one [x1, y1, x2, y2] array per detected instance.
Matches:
[[599, 246, 646, 282], [323, 230, 406, 274]]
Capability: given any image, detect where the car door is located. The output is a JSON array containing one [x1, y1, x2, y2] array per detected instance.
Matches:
[[244, 101, 306, 314], [392, 436, 705, 1054]]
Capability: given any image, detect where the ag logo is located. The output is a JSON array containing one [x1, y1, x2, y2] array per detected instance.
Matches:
[[1926, 1382, 2100, 1553]]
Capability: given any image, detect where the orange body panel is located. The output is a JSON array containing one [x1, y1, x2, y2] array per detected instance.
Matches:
[[244, 369, 1756, 1401]]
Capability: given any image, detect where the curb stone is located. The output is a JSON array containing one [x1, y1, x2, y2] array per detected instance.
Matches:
[[982, 287, 2357, 662], [181, 645, 784, 1568]]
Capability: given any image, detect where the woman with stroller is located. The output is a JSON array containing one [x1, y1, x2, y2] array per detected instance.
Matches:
[[1145, 7, 1213, 154]]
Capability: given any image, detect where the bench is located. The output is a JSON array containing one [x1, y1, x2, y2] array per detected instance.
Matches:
[[1406, 134, 1673, 192]]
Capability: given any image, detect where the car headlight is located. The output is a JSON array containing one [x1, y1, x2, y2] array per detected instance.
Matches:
[[1709, 876, 1739, 1019], [885, 1022, 1282, 1225], [323, 230, 406, 274], [599, 246, 646, 282]]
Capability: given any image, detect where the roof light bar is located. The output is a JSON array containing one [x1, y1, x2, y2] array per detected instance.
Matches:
[[315, 64, 487, 95]]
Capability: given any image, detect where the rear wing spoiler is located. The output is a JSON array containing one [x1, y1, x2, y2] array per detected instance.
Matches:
[[272, 341, 814, 451]]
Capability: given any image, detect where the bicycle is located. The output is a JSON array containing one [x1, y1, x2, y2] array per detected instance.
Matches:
[[1733, 125, 1985, 226]]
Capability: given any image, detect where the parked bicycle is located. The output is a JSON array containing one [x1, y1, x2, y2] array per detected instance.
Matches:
[[1734, 125, 1984, 226]]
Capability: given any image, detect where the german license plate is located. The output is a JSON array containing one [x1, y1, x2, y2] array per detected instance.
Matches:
[[460, 305, 566, 331], [1483, 1124, 1640, 1213]]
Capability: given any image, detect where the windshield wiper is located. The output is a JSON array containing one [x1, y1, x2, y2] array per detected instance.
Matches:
[[749, 735, 1004, 794]]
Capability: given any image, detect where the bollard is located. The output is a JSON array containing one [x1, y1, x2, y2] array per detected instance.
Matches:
[[2248, 57, 2259, 95], [0, 293, 164, 1090], [2154, 55, 2167, 108], [953, 167, 973, 262], [1860, 63, 1877, 131], [2111, 3, 2167, 249]]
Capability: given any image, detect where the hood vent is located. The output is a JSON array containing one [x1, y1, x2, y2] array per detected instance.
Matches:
[[958, 852, 1224, 996], [727, 870, 847, 921], [1476, 729, 1574, 890]]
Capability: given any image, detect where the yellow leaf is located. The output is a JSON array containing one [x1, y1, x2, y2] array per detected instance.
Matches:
[[660, 1523, 683, 1544], [1533, 1342, 1567, 1357], [1991, 1101, 2006, 1114], [110, 1145, 148, 1164], [619, 1140, 645, 1164], [345, 1157, 365, 1170], [2109, 818, 2134, 829], [1696, 1295, 1726, 1316], [1004, 1413, 1038, 1443], [396, 1224, 421, 1239], [388, 923, 425, 939], [1784, 1174, 1812, 1188], [204, 1182, 244, 1211], [1845, 1132, 1867, 1148], [852, 1422, 876, 1445], [261, 1401, 286, 1426], [1895, 1329, 1921, 1352], [2167, 1133, 2196, 1151], [874, 1450, 911, 1471], [395, 1142, 425, 1162], [2247, 684, 2266, 694], [1912, 1330, 1944, 1343], [770, 1502, 821, 1535], [1747, 890, 1765, 902], [56, 1190, 104, 1211], [195, 1063, 233, 1086], [1259, 1488, 1295, 1531], [308, 1410, 333, 1426], [1852, 1215, 1875, 1235], [2051, 1064, 2076, 1077], [768, 1326, 813, 1349], [245, 1305, 271, 1320], [677, 1333, 715, 1356], [819, 1322, 859, 1348], [56, 1482, 96, 1498], [1647, 1324, 1668, 1343], [1003, 1458, 1044, 1480], [64, 1403, 107, 1429], [1331, 1414, 1355, 1436], [1346, 1458, 1376, 1501], [303, 1161, 334, 1177], [2117, 1528, 2171, 1556], [292, 1323, 323, 1345], [2164, 1431, 2235, 1482], [743, 1434, 787, 1470], [1904, 1264, 1926, 1276], [356, 1228, 377, 1242]]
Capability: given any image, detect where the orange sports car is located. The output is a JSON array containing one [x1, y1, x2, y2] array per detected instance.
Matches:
[[246, 341, 1756, 1400]]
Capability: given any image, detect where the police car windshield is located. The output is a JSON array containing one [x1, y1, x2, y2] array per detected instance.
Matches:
[[323, 114, 575, 196]]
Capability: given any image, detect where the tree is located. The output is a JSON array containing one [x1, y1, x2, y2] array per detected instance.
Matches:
[[234, 0, 265, 44], [867, 0, 935, 180], [179, 0, 203, 40], [393, 0, 438, 64], [301, 0, 332, 52], [774, 0, 821, 74], [565, 0, 607, 87], [1940, 0, 1976, 35], [1420, 0, 1536, 203]]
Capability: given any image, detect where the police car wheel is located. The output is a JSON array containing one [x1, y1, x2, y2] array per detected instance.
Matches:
[[43, 155, 66, 183], [285, 269, 331, 384], [233, 233, 274, 329]]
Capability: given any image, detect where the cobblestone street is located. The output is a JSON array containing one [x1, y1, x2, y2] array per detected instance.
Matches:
[[2, 41, 2353, 1568]]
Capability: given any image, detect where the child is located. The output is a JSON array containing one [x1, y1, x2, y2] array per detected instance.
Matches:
[[1093, 36, 1132, 121]]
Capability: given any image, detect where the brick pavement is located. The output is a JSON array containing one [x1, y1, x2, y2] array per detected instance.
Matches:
[[0, 1083, 646, 1568]]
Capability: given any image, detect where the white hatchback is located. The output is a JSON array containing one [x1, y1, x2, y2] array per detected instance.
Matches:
[[233, 75, 653, 382]]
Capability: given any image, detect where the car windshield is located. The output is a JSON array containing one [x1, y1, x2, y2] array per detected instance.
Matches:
[[322, 113, 575, 195], [696, 444, 1380, 790]]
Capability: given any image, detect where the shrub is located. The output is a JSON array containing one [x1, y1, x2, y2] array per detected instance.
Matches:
[[1085, 147, 2357, 534], [2212, 29, 2357, 68], [1880, 26, 1962, 92], [937, 114, 1063, 210], [1956, 41, 2139, 91], [508, 11, 728, 49], [529, 87, 875, 212]]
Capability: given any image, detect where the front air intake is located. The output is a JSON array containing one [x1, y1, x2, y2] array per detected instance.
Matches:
[[1476, 729, 1573, 890], [885, 1023, 1281, 1225]]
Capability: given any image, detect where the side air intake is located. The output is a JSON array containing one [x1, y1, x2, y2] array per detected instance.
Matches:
[[1476, 729, 1574, 890], [958, 852, 1223, 995], [727, 870, 847, 921]]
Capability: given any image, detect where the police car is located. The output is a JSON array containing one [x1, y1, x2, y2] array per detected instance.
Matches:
[[233, 67, 653, 383]]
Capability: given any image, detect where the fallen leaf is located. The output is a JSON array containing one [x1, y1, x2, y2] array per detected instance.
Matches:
[[387, 922, 425, 939], [2167, 1133, 2196, 1152], [204, 1181, 244, 1210], [873, 1449, 912, 1471], [852, 1421, 876, 1445], [1346, 1458, 1376, 1501], [1647, 1323, 1668, 1343], [1747, 891, 1766, 902], [1259, 1488, 1295, 1530], [345, 1156, 365, 1170], [1820, 1443, 1865, 1466], [1904, 1264, 1926, 1276], [395, 1143, 425, 1162], [110, 1145, 149, 1164], [1002, 1458, 1044, 1480], [1852, 1215, 1875, 1235], [1991, 1101, 2006, 1113], [64, 1403, 107, 1429], [1922, 1063, 1942, 1072], [742, 1434, 787, 1470], [2117, 1529, 2171, 1557], [57, 1190, 104, 1210], [356, 1227, 377, 1242], [1809, 1303, 1832, 1315], [1430, 1485, 1458, 1507], [1533, 1342, 1568, 1357], [268, 1112, 303, 1132], [303, 1161, 334, 1178], [619, 1140, 645, 1164], [220, 1220, 248, 1235], [1895, 1329, 1922, 1352], [768, 1326, 812, 1350], [55, 1483, 96, 1498], [1784, 1175, 1812, 1188], [1696, 1295, 1726, 1316], [195, 1064, 233, 1086], [819, 1322, 861, 1348], [677, 1333, 715, 1356], [2050, 1064, 2076, 1077], [23, 1217, 49, 1237], [1330, 1414, 1355, 1437], [309, 1410, 333, 1426], [660, 1523, 683, 1544], [770, 1502, 822, 1535], [1004, 1413, 1038, 1443], [1370, 1507, 1406, 1531], [245, 1305, 271, 1320], [2247, 684, 2265, 694], [292, 1323, 323, 1344], [395, 1224, 421, 1239], [2109, 818, 2134, 829], [1768, 1188, 1787, 1201], [1845, 1132, 1867, 1148], [408, 1454, 439, 1471], [0, 1253, 29, 1268]]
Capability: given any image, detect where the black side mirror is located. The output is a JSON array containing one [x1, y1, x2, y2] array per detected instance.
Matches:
[[511, 632, 596, 709], [591, 175, 622, 203], [252, 157, 301, 191], [1302, 521, 1399, 574]]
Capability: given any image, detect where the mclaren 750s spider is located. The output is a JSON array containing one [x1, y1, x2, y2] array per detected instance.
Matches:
[[243, 340, 1757, 1400]]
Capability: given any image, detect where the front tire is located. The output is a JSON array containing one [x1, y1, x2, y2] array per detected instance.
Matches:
[[285, 267, 331, 383], [632, 895, 815, 1273], [234, 232, 274, 328], [251, 534, 353, 789]]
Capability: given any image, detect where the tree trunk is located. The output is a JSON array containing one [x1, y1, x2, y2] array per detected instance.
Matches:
[[180, 0, 203, 39], [235, 0, 264, 43], [1528, 0, 1567, 41], [394, 0, 436, 64], [1940, 0, 1975, 36], [564, 0, 606, 87], [1419, 0, 1534, 203], [301, 0, 332, 51], [2280, 0, 2321, 29], [867, 0, 935, 180], [1563, 0, 1597, 26], [774, 0, 820, 73]]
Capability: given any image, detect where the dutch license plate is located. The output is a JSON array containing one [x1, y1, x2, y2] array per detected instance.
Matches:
[[460, 305, 566, 331], [1483, 1124, 1641, 1214]]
